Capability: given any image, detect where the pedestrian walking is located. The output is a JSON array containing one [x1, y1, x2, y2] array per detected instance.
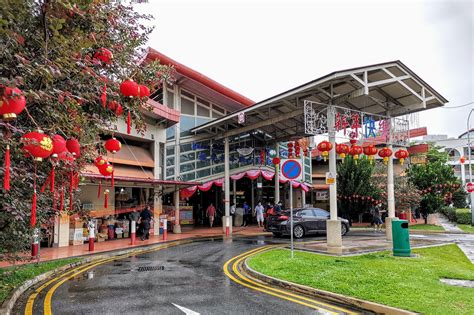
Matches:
[[371, 204, 383, 232], [255, 202, 265, 228], [241, 201, 251, 227], [139, 205, 153, 241], [206, 203, 216, 228]]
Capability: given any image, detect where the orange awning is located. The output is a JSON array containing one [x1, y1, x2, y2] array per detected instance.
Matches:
[[108, 144, 154, 168]]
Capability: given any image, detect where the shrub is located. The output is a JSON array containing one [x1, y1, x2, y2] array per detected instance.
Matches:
[[439, 206, 457, 222], [456, 208, 472, 225]]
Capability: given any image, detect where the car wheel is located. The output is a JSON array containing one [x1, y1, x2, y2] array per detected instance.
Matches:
[[272, 232, 282, 237], [341, 224, 348, 236], [293, 225, 305, 239]]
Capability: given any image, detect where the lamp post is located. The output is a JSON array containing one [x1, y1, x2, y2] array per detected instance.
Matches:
[[467, 109, 474, 226]]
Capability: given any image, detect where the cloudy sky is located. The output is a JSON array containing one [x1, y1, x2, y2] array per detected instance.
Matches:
[[134, 0, 473, 138]]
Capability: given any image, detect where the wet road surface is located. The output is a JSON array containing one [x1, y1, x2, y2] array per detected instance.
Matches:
[[17, 235, 364, 315]]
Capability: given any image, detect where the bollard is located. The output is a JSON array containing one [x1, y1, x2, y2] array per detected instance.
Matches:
[[162, 218, 167, 241], [31, 228, 39, 258], [130, 220, 136, 245], [88, 220, 95, 252], [225, 216, 230, 237]]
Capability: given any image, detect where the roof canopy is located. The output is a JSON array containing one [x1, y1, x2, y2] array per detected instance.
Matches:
[[191, 61, 447, 143]]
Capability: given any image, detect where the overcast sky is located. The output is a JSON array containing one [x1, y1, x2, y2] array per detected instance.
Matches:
[[134, 0, 473, 138]]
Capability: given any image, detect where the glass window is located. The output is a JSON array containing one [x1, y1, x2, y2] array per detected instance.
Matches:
[[196, 168, 211, 179], [166, 90, 174, 109], [182, 172, 196, 181], [197, 158, 210, 169], [180, 116, 195, 137], [212, 165, 224, 174], [197, 104, 210, 117], [181, 90, 195, 99], [212, 111, 223, 119], [299, 210, 314, 218], [166, 168, 174, 177], [180, 162, 195, 173], [196, 117, 211, 127], [213, 104, 225, 114], [181, 97, 195, 115], [314, 209, 329, 217], [180, 143, 193, 152], [166, 127, 175, 140], [166, 157, 175, 167], [166, 146, 174, 156], [180, 152, 195, 163], [197, 97, 210, 106]]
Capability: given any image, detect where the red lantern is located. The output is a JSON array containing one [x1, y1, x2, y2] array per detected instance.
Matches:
[[395, 149, 409, 165], [104, 137, 121, 154], [378, 147, 393, 165], [120, 79, 139, 97], [139, 85, 150, 98], [115, 103, 123, 116], [272, 157, 281, 165], [363, 145, 378, 164], [0, 87, 26, 121], [349, 138, 357, 145], [93, 48, 113, 64], [287, 142, 293, 158], [317, 140, 333, 161], [108, 100, 119, 111], [58, 151, 75, 164], [51, 135, 67, 158], [66, 138, 81, 158], [349, 145, 363, 162], [22, 131, 53, 161], [336, 143, 350, 160], [460, 156, 466, 164], [94, 156, 106, 167], [98, 162, 113, 177]]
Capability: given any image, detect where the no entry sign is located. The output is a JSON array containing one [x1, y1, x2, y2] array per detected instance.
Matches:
[[281, 159, 302, 180]]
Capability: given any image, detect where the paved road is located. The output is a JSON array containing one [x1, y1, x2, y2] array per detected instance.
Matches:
[[16, 235, 363, 315]]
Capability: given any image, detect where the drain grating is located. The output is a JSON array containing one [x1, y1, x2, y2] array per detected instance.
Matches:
[[138, 266, 164, 272]]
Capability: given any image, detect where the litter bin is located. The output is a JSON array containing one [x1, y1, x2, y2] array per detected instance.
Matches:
[[392, 220, 411, 257]]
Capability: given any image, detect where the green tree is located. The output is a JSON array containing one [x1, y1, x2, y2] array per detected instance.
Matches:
[[407, 145, 459, 223], [0, 1, 171, 261]]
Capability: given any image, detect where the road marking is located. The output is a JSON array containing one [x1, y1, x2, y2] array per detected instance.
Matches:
[[224, 246, 359, 314], [172, 303, 200, 315], [23, 240, 191, 315]]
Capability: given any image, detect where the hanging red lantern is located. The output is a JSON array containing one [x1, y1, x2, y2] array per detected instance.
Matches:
[[303, 148, 308, 157], [294, 141, 300, 157], [98, 162, 114, 177], [363, 145, 378, 164], [317, 140, 333, 161], [349, 138, 357, 145], [104, 137, 121, 154], [108, 100, 119, 111], [460, 156, 466, 164], [51, 135, 67, 158], [272, 157, 281, 165], [395, 149, 409, 165], [58, 151, 75, 164], [120, 79, 139, 97], [349, 145, 363, 161], [0, 87, 27, 121], [22, 131, 53, 161], [260, 149, 265, 165], [66, 138, 81, 158], [138, 85, 150, 98], [378, 147, 393, 165], [93, 48, 113, 64], [115, 103, 123, 116], [287, 142, 293, 158], [94, 156, 106, 167], [336, 143, 350, 160]]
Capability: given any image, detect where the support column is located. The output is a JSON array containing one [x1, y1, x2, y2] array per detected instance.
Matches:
[[274, 143, 280, 204], [251, 179, 255, 213], [223, 137, 231, 236], [233, 179, 237, 205], [173, 188, 181, 233], [327, 106, 342, 251], [153, 188, 162, 236], [386, 143, 396, 241], [53, 212, 69, 247], [301, 188, 306, 207]]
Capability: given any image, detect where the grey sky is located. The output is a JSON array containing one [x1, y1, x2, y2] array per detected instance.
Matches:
[[134, 0, 473, 138]]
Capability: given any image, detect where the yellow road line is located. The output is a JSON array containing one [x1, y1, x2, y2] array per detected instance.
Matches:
[[224, 246, 358, 315], [24, 240, 190, 315]]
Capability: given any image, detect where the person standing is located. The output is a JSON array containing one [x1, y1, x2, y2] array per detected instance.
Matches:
[[241, 201, 251, 227], [274, 201, 282, 215], [255, 202, 265, 228], [139, 205, 153, 241], [371, 204, 383, 232], [206, 203, 216, 228], [230, 203, 236, 226]]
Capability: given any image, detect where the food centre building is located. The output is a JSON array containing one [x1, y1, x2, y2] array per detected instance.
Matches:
[[52, 47, 447, 251]]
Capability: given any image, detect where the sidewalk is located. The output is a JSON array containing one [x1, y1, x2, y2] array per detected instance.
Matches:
[[0, 225, 269, 268]]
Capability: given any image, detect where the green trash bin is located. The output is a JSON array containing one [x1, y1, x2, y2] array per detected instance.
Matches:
[[392, 220, 411, 257]]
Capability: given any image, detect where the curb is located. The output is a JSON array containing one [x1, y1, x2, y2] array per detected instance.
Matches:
[[242, 258, 417, 315]]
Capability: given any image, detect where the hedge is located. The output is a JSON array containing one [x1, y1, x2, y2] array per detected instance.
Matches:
[[439, 207, 472, 224]]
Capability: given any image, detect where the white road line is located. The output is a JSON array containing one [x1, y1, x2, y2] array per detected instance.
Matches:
[[172, 303, 201, 315]]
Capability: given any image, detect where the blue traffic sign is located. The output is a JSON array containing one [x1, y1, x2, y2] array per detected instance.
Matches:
[[281, 160, 302, 180]]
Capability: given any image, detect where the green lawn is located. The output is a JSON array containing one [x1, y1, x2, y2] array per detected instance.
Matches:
[[408, 224, 445, 231], [0, 258, 80, 304], [248, 245, 474, 315], [458, 224, 474, 234]]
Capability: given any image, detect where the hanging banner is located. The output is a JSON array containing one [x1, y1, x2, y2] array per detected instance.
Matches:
[[180, 186, 197, 199], [214, 178, 224, 187], [300, 183, 310, 192], [198, 181, 213, 192], [246, 170, 261, 180], [261, 170, 275, 181], [230, 172, 246, 180]]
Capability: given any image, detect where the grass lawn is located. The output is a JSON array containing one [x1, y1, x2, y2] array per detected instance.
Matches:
[[248, 244, 474, 315], [0, 258, 80, 304], [458, 224, 474, 234], [408, 224, 445, 231]]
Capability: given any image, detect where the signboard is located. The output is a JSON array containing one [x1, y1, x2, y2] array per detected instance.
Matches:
[[466, 182, 474, 193], [325, 172, 336, 185], [410, 155, 427, 165], [238, 112, 245, 124], [316, 191, 329, 200], [257, 182, 263, 189], [281, 159, 302, 181]]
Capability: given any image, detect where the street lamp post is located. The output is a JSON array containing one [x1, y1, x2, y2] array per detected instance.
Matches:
[[468, 109, 474, 226]]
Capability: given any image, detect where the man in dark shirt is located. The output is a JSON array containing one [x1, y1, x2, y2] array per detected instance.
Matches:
[[139, 206, 153, 240]]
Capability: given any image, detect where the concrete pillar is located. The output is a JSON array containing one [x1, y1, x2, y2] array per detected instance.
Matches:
[[173, 188, 181, 233], [223, 137, 231, 236], [274, 143, 280, 204], [153, 187, 162, 236], [53, 212, 69, 247], [233, 179, 237, 205], [327, 106, 342, 249], [301, 188, 306, 207], [251, 179, 255, 212], [386, 143, 396, 241]]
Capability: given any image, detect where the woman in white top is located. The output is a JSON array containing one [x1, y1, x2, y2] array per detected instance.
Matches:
[[255, 202, 265, 228]]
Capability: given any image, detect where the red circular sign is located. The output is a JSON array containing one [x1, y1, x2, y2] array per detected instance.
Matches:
[[467, 182, 474, 193]]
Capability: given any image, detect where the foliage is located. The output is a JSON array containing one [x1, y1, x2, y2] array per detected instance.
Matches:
[[0, 1, 172, 261], [248, 245, 474, 315], [407, 145, 459, 216], [439, 207, 472, 225], [336, 156, 381, 219], [0, 257, 80, 304], [452, 189, 468, 208], [407, 224, 444, 231], [458, 224, 474, 234]]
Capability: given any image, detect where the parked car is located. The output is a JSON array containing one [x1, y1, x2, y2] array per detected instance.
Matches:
[[266, 208, 350, 238]]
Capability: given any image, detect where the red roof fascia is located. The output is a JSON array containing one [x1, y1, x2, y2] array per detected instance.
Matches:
[[408, 144, 429, 155], [146, 48, 254, 107], [81, 173, 200, 186]]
